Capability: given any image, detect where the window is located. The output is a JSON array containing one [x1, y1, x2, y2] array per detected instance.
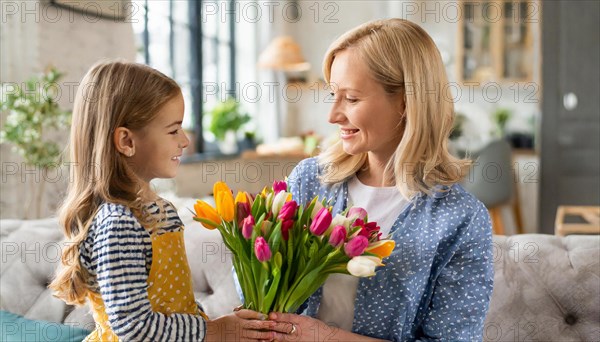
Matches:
[[132, 0, 237, 154]]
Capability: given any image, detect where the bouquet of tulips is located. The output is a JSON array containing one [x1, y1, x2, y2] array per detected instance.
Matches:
[[192, 180, 395, 314]]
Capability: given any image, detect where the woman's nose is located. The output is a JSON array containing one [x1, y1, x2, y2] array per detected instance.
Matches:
[[328, 101, 344, 124]]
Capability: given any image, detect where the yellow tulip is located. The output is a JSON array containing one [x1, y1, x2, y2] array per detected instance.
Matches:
[[213, 182, 235, 222], [286, 193, 292, 202], [235, 191, 248, 204], [366, 240, 396, 258], [213, 181, 232, 197], [193, 200, 221, 229]]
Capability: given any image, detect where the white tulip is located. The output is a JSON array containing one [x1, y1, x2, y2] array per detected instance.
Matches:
[[331, 214, 352, 229], [347, 256, 383, 277], [271, 191, 288, 217]]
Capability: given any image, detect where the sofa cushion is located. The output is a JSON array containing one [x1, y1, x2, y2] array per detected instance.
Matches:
[[0, 310, 90, 342], [0, 218, 72, 323], [485, 234, 600, 341]]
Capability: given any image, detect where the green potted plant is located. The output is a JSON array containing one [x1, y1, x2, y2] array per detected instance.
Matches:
[[492, 108, 512, 138], [207, 97, 251, 154], [450, 112, 467, 140], [0, 67, 71, 218]]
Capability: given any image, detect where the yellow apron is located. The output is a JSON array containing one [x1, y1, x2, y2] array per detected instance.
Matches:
[[84, 228, 209, 341]]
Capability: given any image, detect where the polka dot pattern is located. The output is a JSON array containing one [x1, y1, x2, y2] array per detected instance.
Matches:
[[288, 158, 494, 341], [147, 230, 201, 316]]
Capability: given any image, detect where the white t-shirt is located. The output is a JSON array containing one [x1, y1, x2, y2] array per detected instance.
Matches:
[[317, 175, 409, 330]]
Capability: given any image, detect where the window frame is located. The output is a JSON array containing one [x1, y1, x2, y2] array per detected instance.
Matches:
[[137, 0, 237, 154]]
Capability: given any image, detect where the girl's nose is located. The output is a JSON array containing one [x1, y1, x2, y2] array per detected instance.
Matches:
[[181, 130, 190, 149]]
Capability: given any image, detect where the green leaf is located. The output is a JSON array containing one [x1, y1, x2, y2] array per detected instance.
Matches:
[[267, 220, 282, 251], [261, 252, 283, 313], [283, 265, 326, 312], [251, 194, 263, 219]]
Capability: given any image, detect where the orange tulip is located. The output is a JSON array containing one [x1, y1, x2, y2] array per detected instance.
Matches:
[[366, 240, 396, 258], [193, 200, 220, 229]]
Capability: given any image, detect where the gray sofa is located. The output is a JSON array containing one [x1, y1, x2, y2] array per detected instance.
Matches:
[[1, 204, 599, 341]]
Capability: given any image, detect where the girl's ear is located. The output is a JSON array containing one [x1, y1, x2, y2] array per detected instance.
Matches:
[[114, 127, 135, 157]]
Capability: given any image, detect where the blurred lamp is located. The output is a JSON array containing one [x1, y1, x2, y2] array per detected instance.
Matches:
[[258, 36, 310, 138], [258, 36, 310, 72]]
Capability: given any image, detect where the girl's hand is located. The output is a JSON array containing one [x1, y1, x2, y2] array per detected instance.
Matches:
[[205, 309, 291, 342], [268, 312, 339, 341]]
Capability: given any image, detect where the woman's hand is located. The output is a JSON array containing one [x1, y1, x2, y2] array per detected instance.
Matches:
[[205, 309, 291, 342], [267, 312, 339, 341], [268, 312, 389, 342]]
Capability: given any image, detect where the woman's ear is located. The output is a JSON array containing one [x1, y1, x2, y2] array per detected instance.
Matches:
[[114, 127, 135, 157], [397, 92, 406, 115]]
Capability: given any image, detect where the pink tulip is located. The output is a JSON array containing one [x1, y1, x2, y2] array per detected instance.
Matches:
[[344, 235, 369, 257], [328, 225, 347, 247], [242, 215, 254, 239], [347, 207, 368, 221], [310, 200, 324, 219], [281, 219, 294, 240], [254, 237, 271, 262], [278, 200, 298, 221], [273, 180, 287, 193], [310, 207, 332, 236]]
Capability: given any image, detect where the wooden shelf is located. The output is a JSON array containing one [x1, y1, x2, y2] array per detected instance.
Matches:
[[456, 0, 538, 84], [555, 206, 600, 236]]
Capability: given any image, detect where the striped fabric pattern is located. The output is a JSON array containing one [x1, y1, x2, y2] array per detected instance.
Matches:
[[80, 200, 206, 341]]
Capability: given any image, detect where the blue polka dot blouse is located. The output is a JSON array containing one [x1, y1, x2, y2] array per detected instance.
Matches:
[[288, 157, 494, 341]]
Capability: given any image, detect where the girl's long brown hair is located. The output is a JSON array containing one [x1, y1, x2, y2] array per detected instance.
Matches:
[[49, 61, 180, 305]]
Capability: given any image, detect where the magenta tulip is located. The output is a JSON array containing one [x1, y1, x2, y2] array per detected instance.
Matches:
[[242, 215, 254, 239], [254, 237, 271, 262], [281, 219, 294, 240], [347, 207, 367, 221], [278, 200, 298, 221], [328, 225, 347, 247], [310, 207, 332, 236], [355, 220, 381, 240], [273, 180, 287, 193], [344, 236, 369, 257]]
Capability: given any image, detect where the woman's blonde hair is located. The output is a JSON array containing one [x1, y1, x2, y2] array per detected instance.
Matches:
[[319, 18, 471, 199], [49, 61, 181, 305]]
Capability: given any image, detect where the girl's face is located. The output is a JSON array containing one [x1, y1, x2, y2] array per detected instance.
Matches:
[[130, 93, 189, 183], [328, 49, 405, 161]]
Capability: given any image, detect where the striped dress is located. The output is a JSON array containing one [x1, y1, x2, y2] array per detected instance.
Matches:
[[79, 199, 206, 341]]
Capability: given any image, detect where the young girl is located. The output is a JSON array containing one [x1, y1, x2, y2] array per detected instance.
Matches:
[[49, 61, 282, 341]]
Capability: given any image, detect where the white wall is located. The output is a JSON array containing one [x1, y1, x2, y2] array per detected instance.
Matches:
[[0, 1, 136, 218]]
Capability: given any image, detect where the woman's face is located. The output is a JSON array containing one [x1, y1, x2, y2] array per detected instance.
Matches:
[[328, 49, 405, 160]]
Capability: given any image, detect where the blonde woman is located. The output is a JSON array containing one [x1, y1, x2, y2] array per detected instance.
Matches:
[[270, 19, 494, 341], [49, 61, 288, 341]]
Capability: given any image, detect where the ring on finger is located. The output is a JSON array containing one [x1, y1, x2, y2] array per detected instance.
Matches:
[[290, 324, 297, 335]]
